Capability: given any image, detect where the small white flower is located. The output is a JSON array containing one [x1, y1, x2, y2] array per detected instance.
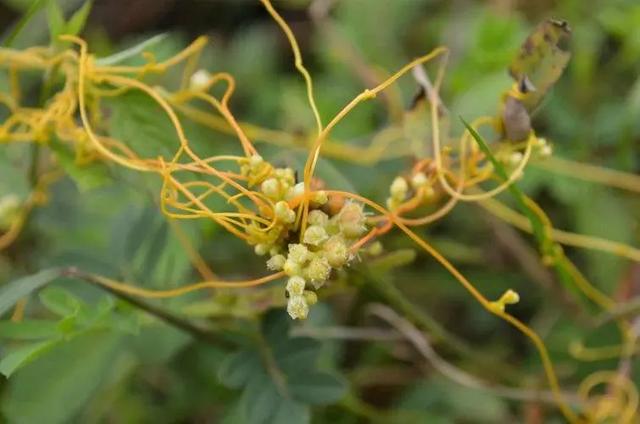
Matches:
[[303, 225, 328, 246], [287, 295, 309, 319], [266, 254, 286, 271], [189, 69, 211, 89], [286, 276, 306, 296]]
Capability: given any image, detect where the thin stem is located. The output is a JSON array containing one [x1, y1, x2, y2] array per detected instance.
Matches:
[[62, 267, 222, 346]]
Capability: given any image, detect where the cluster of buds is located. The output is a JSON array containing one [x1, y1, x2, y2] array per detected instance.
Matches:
[[533, 137, 552, 158], [241, 154, 306, 256], [238, 155, 369, 319], [386, 172, 435, 211], [266, 202, 368, 319]]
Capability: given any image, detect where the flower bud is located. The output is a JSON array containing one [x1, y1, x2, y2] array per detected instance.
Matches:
[[287, 295, 309, 319], [305, 256, 331, 286], [303, 225, 329, 246], [286, 182, 305, 200], [390, 176, 408, 201], [189, 69, 210, 89], [308, 210, 328, 227], [303, 290, 318, 306], [261, 178, 280, 199], [275, 201, 295, 224], [288, 243, 310, 264], [283, 259, 302, 276], [266, 254, 286, 271], [323, 236, 349, 268], [312, 190, 328, 205], [275, 168, 295, 185], [411, 172, 428, 189], [249, 154, 263, 168], [508, 152, 523, 166], [336, 202, 366, 238], [254, 243, 269, 256], [286, 276, 306, 296]]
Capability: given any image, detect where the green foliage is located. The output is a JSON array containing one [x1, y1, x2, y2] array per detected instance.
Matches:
[[1, 0, 640, 422], [218, 311, 346, 423], [47, 0, 92, 44]]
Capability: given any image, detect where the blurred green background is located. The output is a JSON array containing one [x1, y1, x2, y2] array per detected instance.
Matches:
[[1, 0, 639, 422]]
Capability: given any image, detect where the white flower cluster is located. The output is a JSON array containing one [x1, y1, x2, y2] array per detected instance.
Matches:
[[266, 203, 367, 319], [239, 154, 368, 320]]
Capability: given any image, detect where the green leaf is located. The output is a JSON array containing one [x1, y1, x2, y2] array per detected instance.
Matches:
[[50, 139, 111, 191], [2, 331, 122, 424], [219, 310, 347, 421], [39, 286, 81, 317], [0, 269, 62, 316], [95, 33, 168, 66], [288, 371, 347, 405], [46, 0, 65, 44], [508, 19, 572, 110], [64, 0, 92, 36], [240, 372, 310, 424], [218, 350, 262, 389], [0, 339, 61, 378], [107, 91, 180, 159], [0, 319, 60, 340]]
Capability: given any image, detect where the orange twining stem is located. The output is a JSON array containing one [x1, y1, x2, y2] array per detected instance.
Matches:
[[324, 189, 579, 423], [87, 271, 286, 298]]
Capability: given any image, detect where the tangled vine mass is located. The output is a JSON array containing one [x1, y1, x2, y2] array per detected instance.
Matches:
[[2, 1, 640, 422]]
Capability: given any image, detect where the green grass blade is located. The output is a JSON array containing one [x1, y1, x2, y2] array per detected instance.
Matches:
[[2, 0, 48, 47], [461, 118, 582, 300]]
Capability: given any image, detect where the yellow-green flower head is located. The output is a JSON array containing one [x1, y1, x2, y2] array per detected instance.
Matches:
[[303, 290, 318, 306], [283, 259, 302, 276], [286, 182, 305, 201], [286, 276, 306, 296], [274, 201, 296, 224], [303, 225, 329, 246], [311, 190, 328, 205], [261, 178, 280, 199], [274, 168, 295, 186], [266, 254, 286, 271], [249, 154, 263, 168], [189, 69, 211, 89], [390, 176, 409, 201], [287, 295, 309, 320], [305, 255, 331, 286], [323, 235, 349, 268], [254, 243, 269, 256], [411, 172, 428, 189], [335, 201, 367, 238], [288, 243, 310, 264], [308, 209, 328, 227]]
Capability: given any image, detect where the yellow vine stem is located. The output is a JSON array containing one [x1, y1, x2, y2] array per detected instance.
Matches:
[[96, 36, 209, 76], [578, 371, 638, 423], [260, 0, 323, 136], [429, 83, 536, 202], [299, 47, 449, 236], [535, 156, 640, 194], [478, 196, 640, 263], [569, 340, 640, 362], [172, 101, 410, 165], [81, 271, 286, 299], [166, 219, 217, 282], [324, 189, 579, 423], [513, 195, 636, 364]]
